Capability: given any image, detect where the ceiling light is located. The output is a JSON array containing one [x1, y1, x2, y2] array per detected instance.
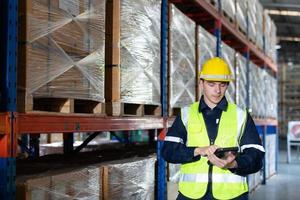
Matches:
[[278, 37, 300, 42], [266, 9, 300, 16]]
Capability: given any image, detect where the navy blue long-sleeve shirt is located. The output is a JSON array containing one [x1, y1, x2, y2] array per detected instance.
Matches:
[[162, 97, 265, 199]]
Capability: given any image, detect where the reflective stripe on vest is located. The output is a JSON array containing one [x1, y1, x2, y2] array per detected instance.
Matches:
[[180, 173, 246, 183], [164, 136, 184, 144], [179, 102, 248, 200]]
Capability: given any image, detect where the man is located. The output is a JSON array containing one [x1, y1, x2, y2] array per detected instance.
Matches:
[[162, 57, 265, 200]]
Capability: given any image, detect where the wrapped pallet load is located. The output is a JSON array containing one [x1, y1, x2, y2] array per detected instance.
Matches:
[[17, 156, 156, 200], [255, 2, 264, 50], [120, 0, 161, 106], [249, 62, 265, 117], [236, 53, 248, 109], [198, 26, 217, 76], [264, 11, 272, 59], [221, 0, 236, 22], [270, 21, 277, 62], [247, 0, 257, 44], [221, 42, 236, 103], [18, 0, 105, 112], [265, 72, 278, 118], [236, 0, 247, 34], [169, 4, 196, 110]]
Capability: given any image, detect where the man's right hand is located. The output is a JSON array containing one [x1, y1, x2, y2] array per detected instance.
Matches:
[[194, 145, 218, 157]]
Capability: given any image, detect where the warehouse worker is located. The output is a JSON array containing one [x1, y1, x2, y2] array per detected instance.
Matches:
[[162, 57, 265, 200]]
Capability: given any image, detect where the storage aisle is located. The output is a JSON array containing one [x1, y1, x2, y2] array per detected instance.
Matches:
[[250, 141, 300, 200]]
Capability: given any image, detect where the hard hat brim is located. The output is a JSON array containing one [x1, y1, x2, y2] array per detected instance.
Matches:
[[201, 77, 232, 82]]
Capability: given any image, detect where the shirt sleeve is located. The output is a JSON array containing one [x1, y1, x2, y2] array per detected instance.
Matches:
[[161, 115, 200, 164], [234, 112, 265, 176]]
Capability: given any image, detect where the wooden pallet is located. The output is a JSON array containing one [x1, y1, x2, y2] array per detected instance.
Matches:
[[106, 102, 161, 117], [20, 96, 105, 115], [237, 25, 247, 37], [207, 0, 217, 8], [222, 11, 235, 24], [169, 107, 181, 117]]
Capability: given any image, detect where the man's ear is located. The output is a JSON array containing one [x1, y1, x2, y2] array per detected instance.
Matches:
[[199, 79, 204, 86], [199, 79, 204, 90]]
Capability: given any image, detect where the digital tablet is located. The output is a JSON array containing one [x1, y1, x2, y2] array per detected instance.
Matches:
[[214, 147, 239, 158]]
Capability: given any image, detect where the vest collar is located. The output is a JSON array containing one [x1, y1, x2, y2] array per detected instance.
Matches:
[[198, 96, 228, 113]]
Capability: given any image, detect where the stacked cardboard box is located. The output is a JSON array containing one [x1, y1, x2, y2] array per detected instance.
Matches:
[[17, 156, 155, 200], [169, 4, 196, 109], [120, 0, 161, 105], [18, 0, 106, 112]]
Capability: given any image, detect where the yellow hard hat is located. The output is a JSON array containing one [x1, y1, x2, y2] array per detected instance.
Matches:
[[199, 57, 233, 82]]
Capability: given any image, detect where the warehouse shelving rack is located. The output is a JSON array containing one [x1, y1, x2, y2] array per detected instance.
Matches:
[[0, 0, 278, 199], [0, 1, 170, 199]]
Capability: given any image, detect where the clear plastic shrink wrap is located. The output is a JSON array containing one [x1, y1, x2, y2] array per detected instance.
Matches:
[[247, 0, 257, 44], [236, 53, 248, 109], [169, 4, 196, 108], [198, 26, 217, 99], [19, 0, 105, 102], [221, 42, 236, 103], [264, 11, 272, 59], [249, 62, 265, 117], [264, 11, 277, 62], [17, 156, 156, 200], [17, 167, 102, 199], [198, 26, 217, 70], [221, 0, 236, 21], [120, 0, 161, 105], [236, 0, 247, 34], [255, 3, 264, 50], [270, 21, 277, 62], [265, 73, 278, 118]]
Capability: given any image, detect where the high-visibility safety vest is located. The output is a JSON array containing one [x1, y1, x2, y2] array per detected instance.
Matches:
[[179, 102, 248, 200]]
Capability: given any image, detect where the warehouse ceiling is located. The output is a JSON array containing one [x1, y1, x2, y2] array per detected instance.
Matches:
[[260, 0, 300, 64]]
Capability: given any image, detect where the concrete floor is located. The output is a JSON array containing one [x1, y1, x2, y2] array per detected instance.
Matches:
[[250, 144, 300, 200], [168, 139, 300, 200]]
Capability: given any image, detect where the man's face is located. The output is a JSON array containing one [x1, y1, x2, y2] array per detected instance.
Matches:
[[200, 80, 229, 107]]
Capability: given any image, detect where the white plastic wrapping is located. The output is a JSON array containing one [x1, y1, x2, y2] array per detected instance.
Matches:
[[105, 156, 155, 200], [221, 42, 236, 103], [265, 72, 278, 118], [221, 0, 236, 21], [249, 62, 265, 117], [120, 0, 161, 105], [264, 11, 277, 62], [169, 4, 196, 108], [247, 0, 257, 43], [255, 3, 264, 50], [17, 167, 102, 199], [17, 156, 156, 200], [236, 0, 247, 34], [270, 21, 277, 62], [198, 26, 217, 77], [264, 11, 272, 59], [236, 53, 248, 109], [21, 0, 105, 102]]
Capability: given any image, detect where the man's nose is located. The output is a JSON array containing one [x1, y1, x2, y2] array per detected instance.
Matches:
[[215, 85, 221, 93]]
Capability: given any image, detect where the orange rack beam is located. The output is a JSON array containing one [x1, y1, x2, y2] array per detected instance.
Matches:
[[16, 113, 166, 134]]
